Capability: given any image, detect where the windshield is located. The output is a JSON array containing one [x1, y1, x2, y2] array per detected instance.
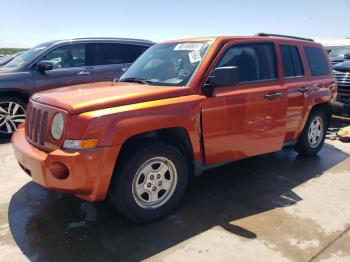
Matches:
[[4, 42, 53, 68], [329, 46, 350, 58], [119, 41, 211, 86]]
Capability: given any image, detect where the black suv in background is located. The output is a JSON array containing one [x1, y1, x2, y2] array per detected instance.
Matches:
[[333, 60, 350, 115], [329, 46, 350, 65], [0, 38, 154, 137]]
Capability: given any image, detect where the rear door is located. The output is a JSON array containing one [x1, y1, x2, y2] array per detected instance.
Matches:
[[201, 41, 288, 165], [33, 44, 92, 92], [279, 44, 309, 142], [87, 43, 149, 82]]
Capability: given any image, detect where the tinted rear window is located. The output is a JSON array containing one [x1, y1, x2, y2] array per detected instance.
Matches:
[[280, 45, 304, 77], [124, 45, 149, 63], [290, 46, 304, 76], [304, 46, 329, 76], [280, 46, 294, 77], [87, 43, 149, 66]]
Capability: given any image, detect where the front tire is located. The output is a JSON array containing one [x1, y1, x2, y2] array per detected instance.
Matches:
[[294, 108, 327, 156], [0, 96, 26, 138], [109, 141, 189, 223]]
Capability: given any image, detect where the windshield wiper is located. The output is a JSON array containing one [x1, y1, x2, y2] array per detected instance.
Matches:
[[119, 77, 153, 85]]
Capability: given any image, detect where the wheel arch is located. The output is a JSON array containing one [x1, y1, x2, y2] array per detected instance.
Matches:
[[297, 102, 332, 139], [114, 127, 196, 178], [310, 102, 332, 127], [0, 89, 30, 104]]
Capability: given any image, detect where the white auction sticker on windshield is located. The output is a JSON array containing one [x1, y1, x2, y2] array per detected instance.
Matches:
[[174, 43, 203, 51], [188, 50, 202, 63]]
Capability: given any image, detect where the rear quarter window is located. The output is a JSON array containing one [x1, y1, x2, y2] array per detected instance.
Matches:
[[303, 46, 329, 76]]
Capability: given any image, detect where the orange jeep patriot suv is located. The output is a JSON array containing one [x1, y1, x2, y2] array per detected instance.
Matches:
[[12, 34, 336, 222]]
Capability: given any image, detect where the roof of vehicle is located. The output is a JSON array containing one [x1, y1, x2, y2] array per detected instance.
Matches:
[[48, 37, 155, 46], [164, 34, 321, 45]]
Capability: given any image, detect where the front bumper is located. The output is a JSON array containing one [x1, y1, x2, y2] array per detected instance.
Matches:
[[12, 128, 120, 201]]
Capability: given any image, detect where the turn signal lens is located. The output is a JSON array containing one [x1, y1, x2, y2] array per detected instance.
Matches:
[[63, 139, 98, 149]]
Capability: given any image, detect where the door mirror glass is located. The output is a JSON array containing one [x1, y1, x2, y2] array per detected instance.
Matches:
[[344, 52, 350, 60], [37, 60, 53, 72]]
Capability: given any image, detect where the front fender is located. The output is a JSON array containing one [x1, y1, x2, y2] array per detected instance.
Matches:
[[68, 95, 204, 161], [0, 71, 35, 94]]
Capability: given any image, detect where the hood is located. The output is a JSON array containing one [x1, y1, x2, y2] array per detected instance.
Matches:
[[32, 82, 192, 114], [333, 60, 350, 71]]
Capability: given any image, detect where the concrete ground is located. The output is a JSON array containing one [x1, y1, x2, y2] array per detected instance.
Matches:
[[1, 119, 350, 262]]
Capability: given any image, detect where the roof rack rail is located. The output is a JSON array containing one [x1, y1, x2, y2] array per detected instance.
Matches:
[[255, 33, 314, 42]]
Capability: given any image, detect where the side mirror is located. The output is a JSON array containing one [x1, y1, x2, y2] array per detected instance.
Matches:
[[37, 60, 53, 72], [344, 53, 350, 60], [203, 66, 239, 96]]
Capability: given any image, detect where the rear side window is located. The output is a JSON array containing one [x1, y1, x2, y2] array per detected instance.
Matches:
[[87, 43, 125, 66], [280, 45, 304, 77], [217, 43, 277, 83], [124, 45, 149, 63], [304, 46, 329, 76], [87, 43, 149, 66]]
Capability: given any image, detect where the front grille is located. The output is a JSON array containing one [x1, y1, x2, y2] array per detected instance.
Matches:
[[25, 104, 48, 146], [334, 70, 350, 99]]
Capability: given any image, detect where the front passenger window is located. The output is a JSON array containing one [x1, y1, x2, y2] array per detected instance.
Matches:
[[217, 43, 277, 83]]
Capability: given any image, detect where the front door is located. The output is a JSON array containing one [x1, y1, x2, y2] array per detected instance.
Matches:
[[33, 44, 92, 92], [201, 41, 288, 165]]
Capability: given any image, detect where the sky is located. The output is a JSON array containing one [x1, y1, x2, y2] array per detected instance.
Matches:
[[0, 0, 349, 48]]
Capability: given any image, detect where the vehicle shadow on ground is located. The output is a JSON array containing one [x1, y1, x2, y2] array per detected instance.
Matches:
[[8, 142, 349, 262]]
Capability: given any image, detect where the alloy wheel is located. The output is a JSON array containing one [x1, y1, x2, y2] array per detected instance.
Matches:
[[0, 101, 25, 134]]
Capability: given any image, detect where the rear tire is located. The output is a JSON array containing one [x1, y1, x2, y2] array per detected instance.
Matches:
[[0, 96, 27, 138], [109, 141, 189, 223], [294, 108, 327, 156]]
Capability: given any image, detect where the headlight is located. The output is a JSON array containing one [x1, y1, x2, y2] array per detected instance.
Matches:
[[51, 113, 64, 140]]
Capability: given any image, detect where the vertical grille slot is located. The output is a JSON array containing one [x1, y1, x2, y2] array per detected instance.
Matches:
[[25, 105, 32, 137], [40, 112, 48, 145], [29, 108, 36, 140], [34, 110, 41, 143]]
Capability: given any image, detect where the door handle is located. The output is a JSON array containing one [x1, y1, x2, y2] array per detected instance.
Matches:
[[298, 86, 310, 93], [264, 92, 283, 100], [77, 71, 90, 75]]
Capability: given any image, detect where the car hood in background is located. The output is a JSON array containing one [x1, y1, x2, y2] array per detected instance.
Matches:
[[32, 82, 192, 114], [333, 60, 350, 71]]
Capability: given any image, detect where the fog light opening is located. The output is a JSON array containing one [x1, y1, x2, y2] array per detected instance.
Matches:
[[50, 161, 69, 180]]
